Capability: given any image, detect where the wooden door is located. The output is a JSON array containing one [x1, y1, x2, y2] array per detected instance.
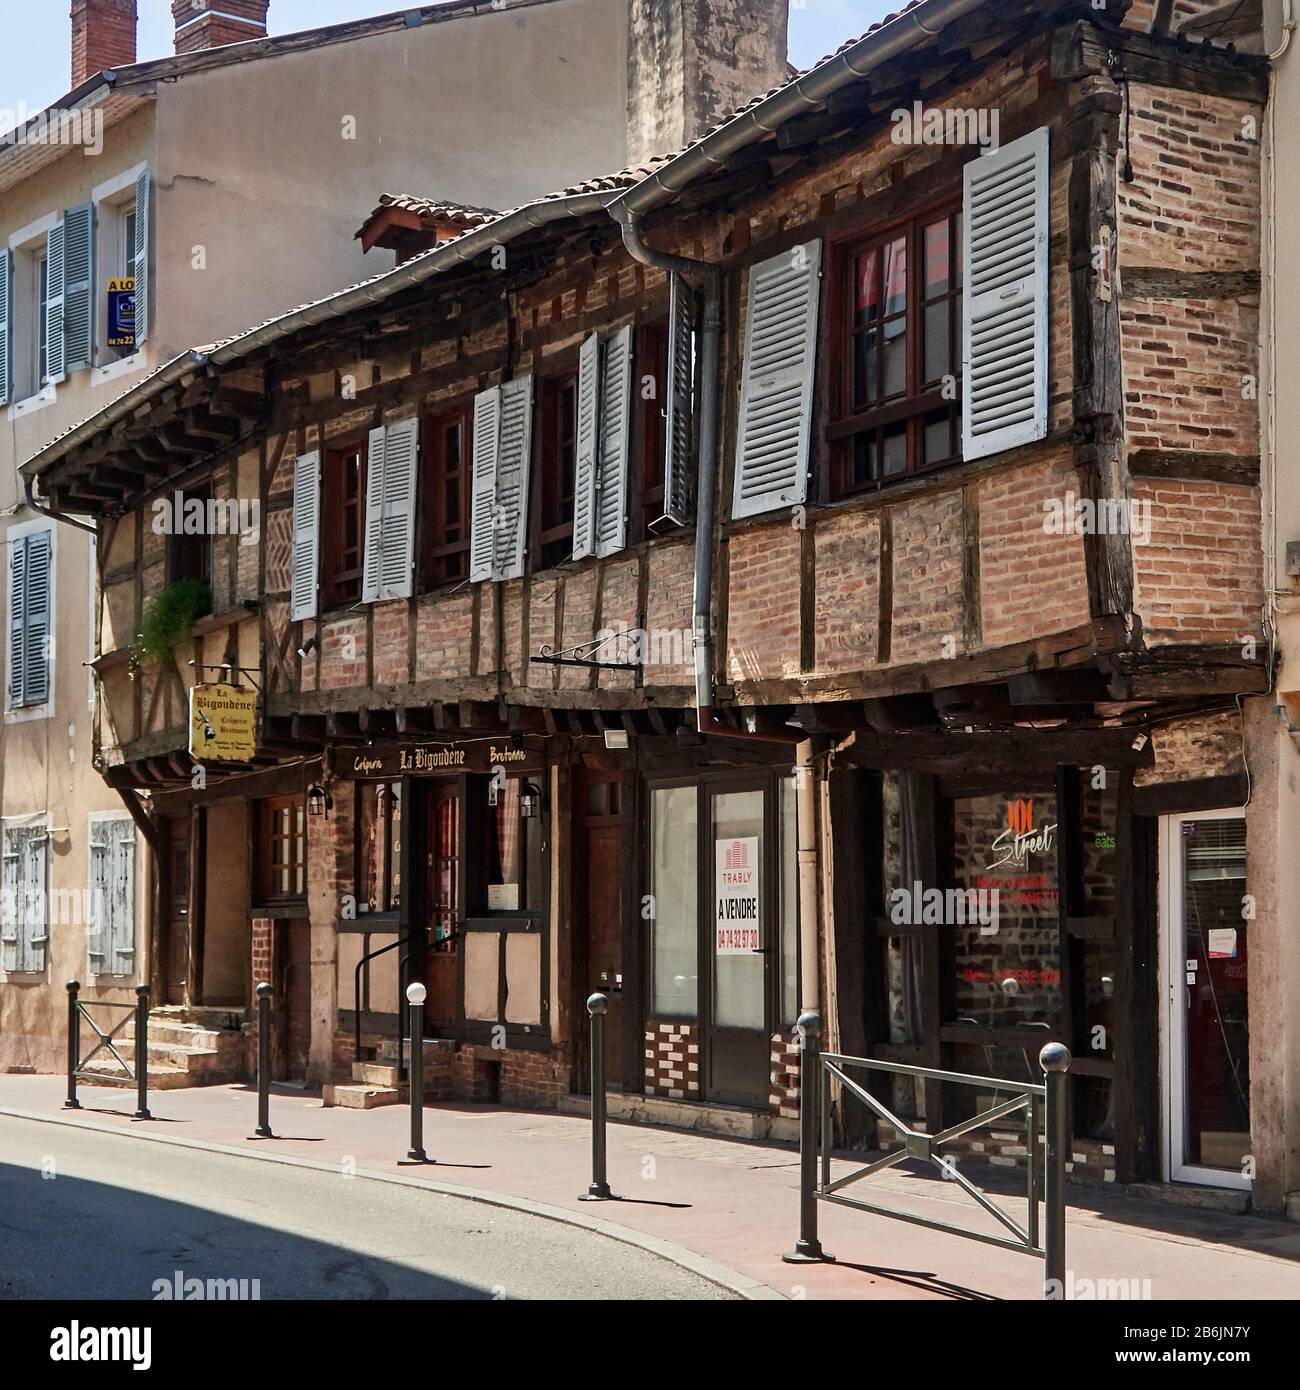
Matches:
[[283, 921, 312, 1081], [582, 774, 624, 1088], [164, 824, 190, 1007], [424, 781, 461, 1029]]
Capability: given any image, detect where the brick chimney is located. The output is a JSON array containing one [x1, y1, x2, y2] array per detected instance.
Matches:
[[71, 0, 138, 88], [171, 0, 270, 55]]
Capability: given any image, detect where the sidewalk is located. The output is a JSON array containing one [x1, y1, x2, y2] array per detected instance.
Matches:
[[3, 1074, 1298, 1300]]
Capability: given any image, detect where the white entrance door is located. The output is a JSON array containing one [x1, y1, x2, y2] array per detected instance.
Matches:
[[1159, 809, 1251, 1191]]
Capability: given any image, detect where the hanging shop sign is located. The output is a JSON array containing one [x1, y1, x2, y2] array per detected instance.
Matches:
[[107, 277, 136, 349], [341, 742, 540, 779], [715, 836, 761, 955], [188, 682, 258, 763]]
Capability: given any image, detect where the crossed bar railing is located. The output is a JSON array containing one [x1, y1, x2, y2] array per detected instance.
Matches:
[[783, 1011, 1070, 1299], [65, 979, 152, 1119]]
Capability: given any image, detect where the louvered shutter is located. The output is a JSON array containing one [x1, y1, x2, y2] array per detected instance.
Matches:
[[493, 375, 534, 582], [87, 819, 108, 981], [8, 536, 26, 710], [23, 828, 48, 974], [0, 249, 12, 407], [469, 387, 501, 583], [63, 202, 95, 374], [961, 126, 1050, 461], [378, 417, 418, 600], [1, 831, 17, 974], [657, 271, 695, 529], [361, 427, 387, 604], [290, 451, 321, 622], [45, 221, 66, 385], [133, 168, 150, 346], [595, 324, 634, 558], [571, 332, 602, 562], [732, 239, 822, 519], [18, 528, 52, 706], [110, 819, 135, 975]]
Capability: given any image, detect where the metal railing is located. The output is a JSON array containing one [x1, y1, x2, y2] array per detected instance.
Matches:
[[352, 933, 413, 1077], [784, 1011, 1070, 1298], [64, 979, 152, 1120]]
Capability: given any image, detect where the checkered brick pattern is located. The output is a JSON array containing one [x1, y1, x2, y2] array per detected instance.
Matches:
[[644, 1021, 700, 1099], [769, 1031, 800, 1117]]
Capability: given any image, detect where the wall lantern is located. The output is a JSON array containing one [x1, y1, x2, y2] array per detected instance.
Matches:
[[307, 783, 334, 818], [520, 782, 544, 820]]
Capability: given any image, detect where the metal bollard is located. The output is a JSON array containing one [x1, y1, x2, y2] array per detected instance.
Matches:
[[254, 982, 273, 1138], [784, 1010, 832, 1262], [406, 982, 429, 1162], [1040, 1042, 1072, 1299], [65, 981, 81, 1110], [578, 993, 614, 1200], [133, 984, 152, 1120]]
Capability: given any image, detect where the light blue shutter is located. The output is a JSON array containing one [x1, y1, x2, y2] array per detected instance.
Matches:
[[469, 387, 500, 583], [133, 168, 150, 346], [493, 375, 533, 582], [0, 249, 12, 407], [961, 126, 1050, 460], [1, 831, 17, 974], [571, 332, 601, 562], [63, 202, 95, 374], [87, 819, 108, 980], [23, 531, 51, 707], [378, 417, 418, 600], [110, 819, 135, 975], [8, 536, 26, 709], [732, 239, 822, 519], [290, 451, 321, 621], [595, 324, 633, 559], [361, 427, 387, 604], [45, 221, 66, 385], [23, 828, 48, 974], [657, 271, 695, 529]]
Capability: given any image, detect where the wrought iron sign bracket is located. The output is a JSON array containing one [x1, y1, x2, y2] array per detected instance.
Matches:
[[529, 633, 640, 673]]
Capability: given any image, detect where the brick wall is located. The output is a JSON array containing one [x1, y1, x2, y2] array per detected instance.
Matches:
[[725, 525, 802, 682], [1135, 709, 1245, 787], [814, 510, 881, 674], [644, 1021, 701, 1098], [891, 491, 967, 665], [769, 1031, 800, 1118]]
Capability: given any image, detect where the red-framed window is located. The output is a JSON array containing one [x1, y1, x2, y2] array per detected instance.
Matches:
[[322, 441, 366, 609], [422, 406, 471, 587], [257, 796, 306, 902], [538, 372, 578, 570]]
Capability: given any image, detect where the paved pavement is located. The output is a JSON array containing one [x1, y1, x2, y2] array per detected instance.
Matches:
[[0, 1113, 734, 1301], [3, 1074, 1299, 1301]]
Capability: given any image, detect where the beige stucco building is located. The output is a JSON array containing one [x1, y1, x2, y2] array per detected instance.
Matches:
[[0, 0, 790, 1073]]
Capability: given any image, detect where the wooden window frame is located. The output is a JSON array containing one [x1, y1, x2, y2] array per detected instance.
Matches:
[[321, 438, 367, 611], [638, 319, 669, 532], [255, 795, 307, 906], [537, 370, 578, 570], [420, 404, 471, 589], [355, 779, 403, 921], [165, 483, 214, 589], [829, 202, 963, 498]]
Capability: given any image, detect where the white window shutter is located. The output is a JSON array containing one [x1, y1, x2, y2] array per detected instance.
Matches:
[[133, 167, 150, 346], [110, 819, 136, 975], [8, 535, 26, 710], [87, 819, 108, 982], [378, 417, 419, 600], [469, 387, 501, 583], [361, 426, 387, 604], [595, 324, 634, 558], [24, 829, 48, 974], [290, 450, 321, 622], [0, 248, 12, 408], [657, 271, 695, 529], [63, 202, 95, 374], [1, 832, 17, 974], [732, 239, 822, 519], [571, 332, 602, 562], [493, 375, 534, 581], [961, 126, 1050, 461], [45, 220, 66, 385]]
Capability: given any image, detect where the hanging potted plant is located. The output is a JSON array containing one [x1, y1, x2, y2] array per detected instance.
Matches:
[[129, 579, 213, 680]]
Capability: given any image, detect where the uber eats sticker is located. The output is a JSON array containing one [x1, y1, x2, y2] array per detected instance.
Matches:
[[715, 836, 760, 955]]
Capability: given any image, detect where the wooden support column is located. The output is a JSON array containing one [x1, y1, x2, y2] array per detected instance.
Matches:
[[185, 806, 207, 1009]]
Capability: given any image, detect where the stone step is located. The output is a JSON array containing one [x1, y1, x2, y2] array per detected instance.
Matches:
[[118, 1039, 243, 1077], [79, 1059, 192, 1091], [125, 1023, 244, 1054], [353, 1062, 402, 1087], [323, 1082, 403, 1110]]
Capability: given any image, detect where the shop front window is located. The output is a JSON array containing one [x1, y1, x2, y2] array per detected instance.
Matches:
[[712, 788, 765, 1030], [649, 784, 698, 1018], [483, 776, 543, 914], [357, 781, 402, 915]]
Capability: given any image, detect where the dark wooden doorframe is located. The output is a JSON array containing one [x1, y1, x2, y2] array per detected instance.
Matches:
[[576, 768, 627, 1091]]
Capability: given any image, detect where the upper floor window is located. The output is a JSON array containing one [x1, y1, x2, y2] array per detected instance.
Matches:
[[832, 208, 963, 496], [422, 406, 471, 587], [166, 484, 213, 590], [638, 320, 669, 532], [322, 442, 366, 610], [6, 525, 52, 714], [539, 371, 578, 569]]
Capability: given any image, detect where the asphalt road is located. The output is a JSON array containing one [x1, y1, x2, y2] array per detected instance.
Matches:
[[0, 1115, 735, 1300]]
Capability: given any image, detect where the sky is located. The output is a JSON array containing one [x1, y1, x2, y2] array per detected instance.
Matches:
[[0, 0, 895, 133]]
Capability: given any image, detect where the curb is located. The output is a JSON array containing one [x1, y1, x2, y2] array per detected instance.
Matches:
[[0, 1105, 786, 1302]]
